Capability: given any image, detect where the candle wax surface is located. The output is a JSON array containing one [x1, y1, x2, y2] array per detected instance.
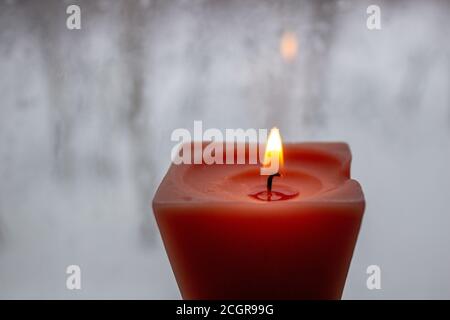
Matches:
[[153, 142, 365, 300]]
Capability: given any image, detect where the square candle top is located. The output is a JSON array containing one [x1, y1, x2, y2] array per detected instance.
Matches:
[[152, 142, 365, 299], [153, 142, 365, 211]]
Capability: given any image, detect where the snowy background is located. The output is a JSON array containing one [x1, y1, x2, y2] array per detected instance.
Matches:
[[0, 0, 450, 299]]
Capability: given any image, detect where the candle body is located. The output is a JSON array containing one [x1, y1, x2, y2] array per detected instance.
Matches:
[[153, 143, 365, 299]]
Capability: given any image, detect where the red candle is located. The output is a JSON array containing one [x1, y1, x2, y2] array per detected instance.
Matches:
[[153, 133, 365, 300]]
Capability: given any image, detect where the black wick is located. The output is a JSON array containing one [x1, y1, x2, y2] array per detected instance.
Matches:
[[267, 173, 280, 193]]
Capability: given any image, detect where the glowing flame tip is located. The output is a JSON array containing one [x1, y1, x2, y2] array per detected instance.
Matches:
[[263, 127, 284, 169]]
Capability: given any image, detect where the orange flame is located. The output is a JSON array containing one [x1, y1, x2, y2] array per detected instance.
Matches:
[[262, 127, 284, 174]]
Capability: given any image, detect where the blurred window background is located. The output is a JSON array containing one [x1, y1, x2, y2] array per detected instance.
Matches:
[[0, 0, 449, 299]]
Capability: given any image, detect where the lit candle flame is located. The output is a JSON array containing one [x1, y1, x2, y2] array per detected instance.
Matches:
[[261, 127, 284, 175]]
